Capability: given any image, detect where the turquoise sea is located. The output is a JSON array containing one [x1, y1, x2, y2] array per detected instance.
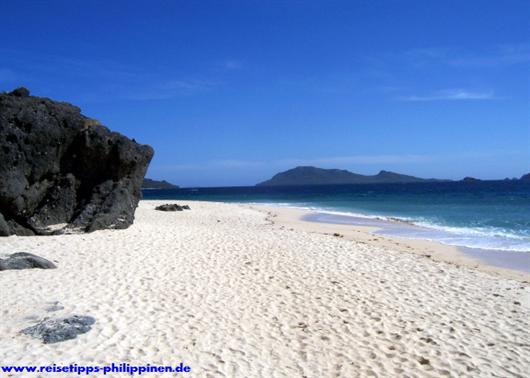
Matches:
[[144, 181, 530, 255]]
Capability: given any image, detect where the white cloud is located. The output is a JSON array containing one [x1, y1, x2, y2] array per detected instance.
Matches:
[[399, 89, 496, 102], [278, 154, 430, 166], [448, 43, 530, 67], [400, 44, 530, 68], [154, 150, 524, 174], [155, 154, 432, 172], [0, 48, 226, 102]]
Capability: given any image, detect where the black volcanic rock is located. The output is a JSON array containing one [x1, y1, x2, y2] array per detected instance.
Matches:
[[257, 166, 445, 186], [155, 204, 190, 211], [0, 252, 56, 270], [21, 315, 95, 344], [142, 178, 179, 189], [520, 173, 530, 181], [0, 88, 154, 236], [9, 87, 30, 97]]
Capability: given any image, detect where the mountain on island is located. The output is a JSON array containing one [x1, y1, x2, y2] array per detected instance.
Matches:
[[142, 178, 179, 189], [257, 166, 445, 186], [520, 173, 530, 181], [461, 177, 481, 182]]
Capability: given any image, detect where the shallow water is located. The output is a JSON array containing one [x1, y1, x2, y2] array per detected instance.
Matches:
[[143, 180, 530, 254], [304, 212, 530, 273]]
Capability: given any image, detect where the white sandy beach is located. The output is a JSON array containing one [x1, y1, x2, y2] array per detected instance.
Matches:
[[1, 200, 529, 377]]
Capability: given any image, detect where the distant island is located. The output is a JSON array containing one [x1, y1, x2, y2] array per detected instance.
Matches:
[[257, 167, 530, 186], [462, 173, 530, 182], [256, 166, 446, 186], [142, 178, 179, 189], [461, 177, 481, 182]]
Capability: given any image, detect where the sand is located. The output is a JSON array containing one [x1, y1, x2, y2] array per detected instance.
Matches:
[[0, 200, 529, 377], [259, 205, 530, 282]]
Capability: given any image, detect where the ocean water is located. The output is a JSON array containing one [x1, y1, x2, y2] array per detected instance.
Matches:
[[143, 181, 530, 253]]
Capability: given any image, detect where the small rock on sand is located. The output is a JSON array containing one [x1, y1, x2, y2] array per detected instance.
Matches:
[[155, 204, 191, 211], [21, 315, 96, 344], [0, 252, 57, 271]]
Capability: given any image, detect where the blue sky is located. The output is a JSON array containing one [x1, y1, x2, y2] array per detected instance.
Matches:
[[2, 0, 529, 186]]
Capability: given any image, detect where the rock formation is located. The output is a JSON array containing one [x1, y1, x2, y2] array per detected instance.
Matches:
[[0, 252, 57, 270], [155, 204, 191, 211], [0, 88, 154, 236], [21, 315, 96, 344]]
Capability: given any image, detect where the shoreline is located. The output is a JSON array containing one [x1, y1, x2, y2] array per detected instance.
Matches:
[[246, 203, 530, 282], [304, 211, 530, 274], [1, 200, 529, 377]]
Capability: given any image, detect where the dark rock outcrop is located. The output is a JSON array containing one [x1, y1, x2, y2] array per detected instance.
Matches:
[[155, 204, 191, 211], [0, 88, 154, 236], [21, 315, 95, 344], [0, 252, 57, 270]]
